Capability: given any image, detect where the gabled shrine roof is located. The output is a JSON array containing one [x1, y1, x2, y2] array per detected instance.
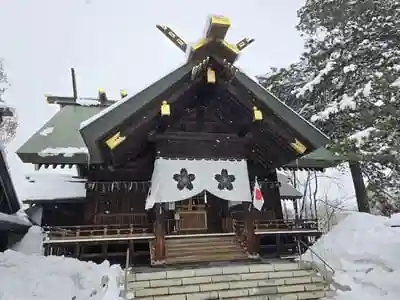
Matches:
[[0, 145, 30, 231], [0, 145, 21, 214], [17, 105, 103, 164], [79, 57, 329, 167], [17, 103, 343, 170]]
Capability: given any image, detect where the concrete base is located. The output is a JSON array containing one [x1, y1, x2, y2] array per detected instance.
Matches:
[[123, 261, 333, 299]]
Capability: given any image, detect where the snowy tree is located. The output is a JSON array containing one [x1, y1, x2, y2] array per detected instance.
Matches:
[[258, 0, 400, 213], [0, 59, 17, 145]]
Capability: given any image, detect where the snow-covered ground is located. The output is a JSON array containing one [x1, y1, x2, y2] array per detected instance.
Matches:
[[0, 226, 122, 300], [302, 212, 400, 300]]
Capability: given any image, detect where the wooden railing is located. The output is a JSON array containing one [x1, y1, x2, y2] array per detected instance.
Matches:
[[254, 218, 319, 231], [95, 213, 148, 226], [44, 223, 152, 240], [232, 218, 247, 250]]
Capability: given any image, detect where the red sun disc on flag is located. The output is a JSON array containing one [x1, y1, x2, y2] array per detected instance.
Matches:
[[255, 189, 263, 201]]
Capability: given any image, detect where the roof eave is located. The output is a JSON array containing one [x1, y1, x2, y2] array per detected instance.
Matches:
[[23, 197, 86, 205], [233, 69, 330, 150], [80, 62, 195, 163], [17, 152, 88, 165]]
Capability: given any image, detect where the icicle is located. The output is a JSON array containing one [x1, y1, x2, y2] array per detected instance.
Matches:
[[129, 182, 133, 191], [204, 190, 207, 204]]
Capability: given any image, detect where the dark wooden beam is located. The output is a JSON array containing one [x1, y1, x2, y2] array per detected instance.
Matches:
[[149, 131, 251, 143]]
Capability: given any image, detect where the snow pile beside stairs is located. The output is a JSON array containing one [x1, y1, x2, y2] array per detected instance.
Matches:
[[0, 226, 122, 300], [301, 212, 400, 300]]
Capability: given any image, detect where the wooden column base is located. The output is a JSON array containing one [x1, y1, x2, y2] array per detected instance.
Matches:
[[244, 204, 257, 256], [154, 203, 166, 262]]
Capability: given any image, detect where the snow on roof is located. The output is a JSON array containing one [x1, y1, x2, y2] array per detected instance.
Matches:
[[39, 127, 54, 136], [0, 249, 122, 300], [22, 173, 86, 202], [0, 211, 31, 227], [302, 212, 400, 299], [76, 97, 102, 106], [38, 146, 88, 157]]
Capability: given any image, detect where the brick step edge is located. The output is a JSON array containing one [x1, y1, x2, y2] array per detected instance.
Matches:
[[136, 290, 335, 300], [128, 274, 323, 290], [126, 264, 315, 281], [134, 283, 329, 299], [165, 254, 249, 264]]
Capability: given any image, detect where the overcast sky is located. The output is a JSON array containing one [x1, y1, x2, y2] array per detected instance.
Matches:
[[0, 0, 357, 208]]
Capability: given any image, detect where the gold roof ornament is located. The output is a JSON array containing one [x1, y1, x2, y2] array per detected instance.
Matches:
[[253, 106, 263, 121], [161, 100, 171, 116], [156, 14, 255, 64]]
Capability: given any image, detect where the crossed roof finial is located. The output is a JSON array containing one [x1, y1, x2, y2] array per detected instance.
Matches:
[[156, 15, 255, 64]]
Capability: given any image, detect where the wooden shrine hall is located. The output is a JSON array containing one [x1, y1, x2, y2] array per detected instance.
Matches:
[[16, 15, 330, 266]]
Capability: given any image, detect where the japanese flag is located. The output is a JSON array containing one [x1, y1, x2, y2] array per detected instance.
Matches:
[[253, 178, 264, 211]]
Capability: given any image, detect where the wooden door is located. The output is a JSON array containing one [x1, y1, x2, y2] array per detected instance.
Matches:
[[176, 194, 207, 232]]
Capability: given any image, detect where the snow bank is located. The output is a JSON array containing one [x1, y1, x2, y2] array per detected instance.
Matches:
[[0, 250, 122, 300], [388, 213, 400, 227], [302, 212, 400, 299]]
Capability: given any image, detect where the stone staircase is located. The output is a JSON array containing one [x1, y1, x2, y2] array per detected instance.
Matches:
[[124, 261, 333, 299], [162, 235, 249, 265]]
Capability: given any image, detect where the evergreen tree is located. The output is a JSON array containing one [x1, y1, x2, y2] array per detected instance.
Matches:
[[258, 0, 400, 213], [0, 59, 17, 145]]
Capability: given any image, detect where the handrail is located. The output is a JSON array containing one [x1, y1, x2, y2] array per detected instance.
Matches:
[[123, 248, 129, 300], [297, 239, 335, 278]]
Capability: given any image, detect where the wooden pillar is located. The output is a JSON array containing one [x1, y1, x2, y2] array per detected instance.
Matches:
[[276, 233, 281, 257], [244, 203, 256, 256], [293, 200, 299, 221], [74, 243, 80, 258], [102, 243, 107, 261], [128, 240, 134, 267], [154, 203, 165, 262], [349, 161, 370, 213], [0, 231, 8, 252]]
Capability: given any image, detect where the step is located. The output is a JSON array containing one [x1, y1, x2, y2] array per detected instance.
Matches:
[[129, 272, 322, 289], [166, 237, 236, 246], [165, 253, 249, 264], [134, 283, 328, 299], [166, 239, 237, 248], [166, 241, 238, 250], [124, 262, 329, 299], [166, 244, 241, 255]]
